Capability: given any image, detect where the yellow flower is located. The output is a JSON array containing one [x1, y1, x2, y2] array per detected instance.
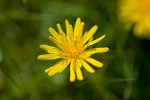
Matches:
[[38, 18, 109, 82], [118, 0, 150, 39]]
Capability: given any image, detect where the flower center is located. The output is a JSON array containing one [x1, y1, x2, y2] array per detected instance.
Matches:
[[63, 43, 83, 59], [138, 0, 150, 15], [69, 46, 80, 59]]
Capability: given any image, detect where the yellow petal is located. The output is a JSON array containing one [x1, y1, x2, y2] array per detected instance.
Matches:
[[82, 25, 98, 44], [88, 36, 93, 43], [49, 36, 60, 45], [78, 22, 84, 39], [76, 59, 82, 68], [83, 47, 109, 57], [40, 44, 60, 53], [70, 61, 76, 82], [87, 35, 105, 46], [81, 60, 95, 73], [58, 60, 70, 73], [48, 67, 58, 76], [69, 25, 74, 38], [65, 20, 71, 36], [49, 36, 63, 49], [74, 18, 81, 39], [45, 67, 53, 73], [38, 54, 60, 60], [86, 58, 103, 68], [56, 23, 66, 36], [75, 59, 83, 80], [40, 44, 57, 50], [46, 60, 65, 76], [76, 67, 83, 80], [48, 27, 61, 40], [70, 69, 75, 82]]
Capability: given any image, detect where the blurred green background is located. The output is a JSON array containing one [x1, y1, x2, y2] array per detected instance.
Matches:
[[0, 0, 150, 100]]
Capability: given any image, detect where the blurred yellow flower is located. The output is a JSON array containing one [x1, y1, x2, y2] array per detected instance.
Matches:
[[118, 0, 150, 39], [38, 18, 109, 82]]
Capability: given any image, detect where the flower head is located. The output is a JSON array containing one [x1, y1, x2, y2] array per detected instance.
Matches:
[[38, 18, 109, 82], [118, 0, 150, 39]]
